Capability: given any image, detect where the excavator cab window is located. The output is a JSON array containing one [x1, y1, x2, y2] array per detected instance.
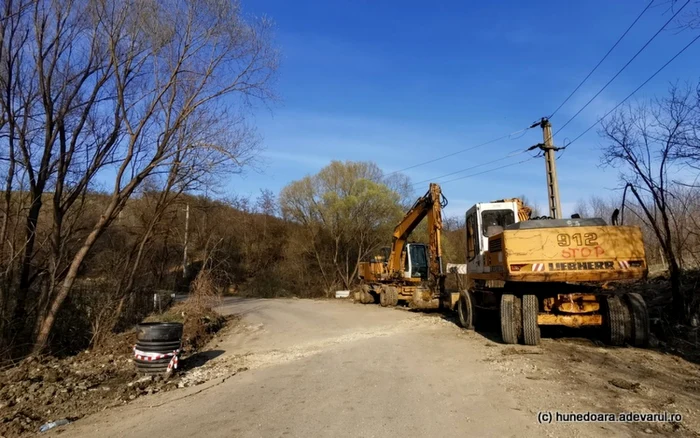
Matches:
[[466, 213, 478, 261], [481, 210, 515, 236], [408, 244, 429, 279]]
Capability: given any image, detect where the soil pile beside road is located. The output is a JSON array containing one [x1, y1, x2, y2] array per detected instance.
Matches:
[[0, 302, 227, 437]]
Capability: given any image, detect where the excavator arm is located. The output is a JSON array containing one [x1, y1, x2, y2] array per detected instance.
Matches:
[[387, 183, 446, 280]]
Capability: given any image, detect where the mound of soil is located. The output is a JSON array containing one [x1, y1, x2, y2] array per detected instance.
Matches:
[[0, 303, 227, 437]]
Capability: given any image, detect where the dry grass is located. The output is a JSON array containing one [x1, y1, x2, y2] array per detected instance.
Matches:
[[143, 268, 225, 352]]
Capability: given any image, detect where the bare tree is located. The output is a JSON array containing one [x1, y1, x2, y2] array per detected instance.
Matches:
[[600, 85, 698, 322], [0, 0, 277, 353]]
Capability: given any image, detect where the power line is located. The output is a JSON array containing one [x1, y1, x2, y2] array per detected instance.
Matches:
[[438, 157, 537, 186], [552, 0, 690, 137], [566, 31, 700, 147], [412, 148, 527, 186], [384, 125, 534, 178], [549, 0, 655, 119]]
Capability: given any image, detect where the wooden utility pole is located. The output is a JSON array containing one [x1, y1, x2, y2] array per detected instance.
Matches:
[[183, 204, 189, 279], [529, 118, 563, 219]]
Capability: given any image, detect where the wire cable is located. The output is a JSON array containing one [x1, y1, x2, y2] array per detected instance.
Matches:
[[552, 0, 690, 137], [438, 157, 538, 186], [384, 126, 534, 178], [549, 0, 655, 119], [565, 31, 700, 147], [411, 148, 527, 186]]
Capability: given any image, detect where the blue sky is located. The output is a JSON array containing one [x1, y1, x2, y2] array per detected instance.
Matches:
[[233, 0, 700, 217]]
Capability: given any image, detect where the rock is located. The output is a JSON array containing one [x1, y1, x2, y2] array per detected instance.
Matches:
[[609, 378, 641, 391], [44, 369, 59, 383], [644, 428, 653, 434]]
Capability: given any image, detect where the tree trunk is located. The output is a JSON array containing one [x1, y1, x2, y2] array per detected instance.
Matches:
[[33, 211, 111, 353], [667, 255, 686, 322], [13, 196, 42, 330]]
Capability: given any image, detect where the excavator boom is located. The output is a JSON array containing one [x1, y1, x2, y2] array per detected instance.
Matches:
[[388, 183, 445, 280]]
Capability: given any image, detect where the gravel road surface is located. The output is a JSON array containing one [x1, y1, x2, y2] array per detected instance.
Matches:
[[53, 297, 700, 438]]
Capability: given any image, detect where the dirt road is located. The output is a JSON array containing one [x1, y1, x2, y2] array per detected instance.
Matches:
[[54, 298, 700, 438]]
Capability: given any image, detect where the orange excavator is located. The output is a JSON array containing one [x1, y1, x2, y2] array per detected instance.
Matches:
[[355, 183, 447, 309]]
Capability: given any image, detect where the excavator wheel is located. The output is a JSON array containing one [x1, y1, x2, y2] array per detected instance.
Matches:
[[457, 290, 475, 330], [387, 286, 399, 306], [522, 294, 541, 346], [500, 294, 522, 344], [379, 287, 388, 307], [624, 293, 650, 347], [359, 286, 375, 304], [604, 296, 627, 346]]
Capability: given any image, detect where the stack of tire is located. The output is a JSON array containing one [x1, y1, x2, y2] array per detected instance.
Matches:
[[134, 322, 183, 374]]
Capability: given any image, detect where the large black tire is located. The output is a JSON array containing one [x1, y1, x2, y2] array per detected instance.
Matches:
[[379, 287, 388, 307], [134, 357, 172, 366], [387, 286, 399, 306], [136, 340, 182, 348], [604, 296, 627, 346], [500, 294, 521, 344], [135, 344, 181, 354], [522, 294, 541, 346], [624, 293, 650, 347], [137, 322, 183, 342], [135, 322, 182, 374], [457, 290, 474, 330]]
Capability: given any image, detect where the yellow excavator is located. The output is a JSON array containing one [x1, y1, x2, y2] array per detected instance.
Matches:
[[445, 198, 650, 346], [355, 180, 650, 347], [355, 183, 446, 309]]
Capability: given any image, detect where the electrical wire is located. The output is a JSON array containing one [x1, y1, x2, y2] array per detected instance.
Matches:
[[411, 148, 527, 186], [552, 0, 690, 138], [438, 157, 538, 186], [549, 0, 655, 119], [384, 125, 534, 178], [565, 31, 700, 147]]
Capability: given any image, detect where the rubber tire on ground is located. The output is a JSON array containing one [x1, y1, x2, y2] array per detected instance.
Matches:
[[135, 345, 181, 355], [134, 362, 174, 374], [384, 286, 397, 307], [500, 294, 521, 344], [136, 340, 182, 348], [137, 322, 183, 342], [457, 290, 475, 330], [604, 296, 627, 346], [134, 357, 172, 365], [624, 293, 650, 347], [522, 294, 541, 346], [379, 288, 388, 307]]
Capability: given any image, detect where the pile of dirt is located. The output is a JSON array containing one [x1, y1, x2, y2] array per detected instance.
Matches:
[[0, 302, 228, 437]]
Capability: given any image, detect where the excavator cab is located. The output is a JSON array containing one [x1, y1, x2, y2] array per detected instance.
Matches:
[[466, 201, 521, 275], [405, 243, 429, 280]]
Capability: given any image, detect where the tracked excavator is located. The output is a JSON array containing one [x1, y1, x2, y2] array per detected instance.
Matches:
[[444, 198, 651, 347], [355, 183, 447, 309]]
